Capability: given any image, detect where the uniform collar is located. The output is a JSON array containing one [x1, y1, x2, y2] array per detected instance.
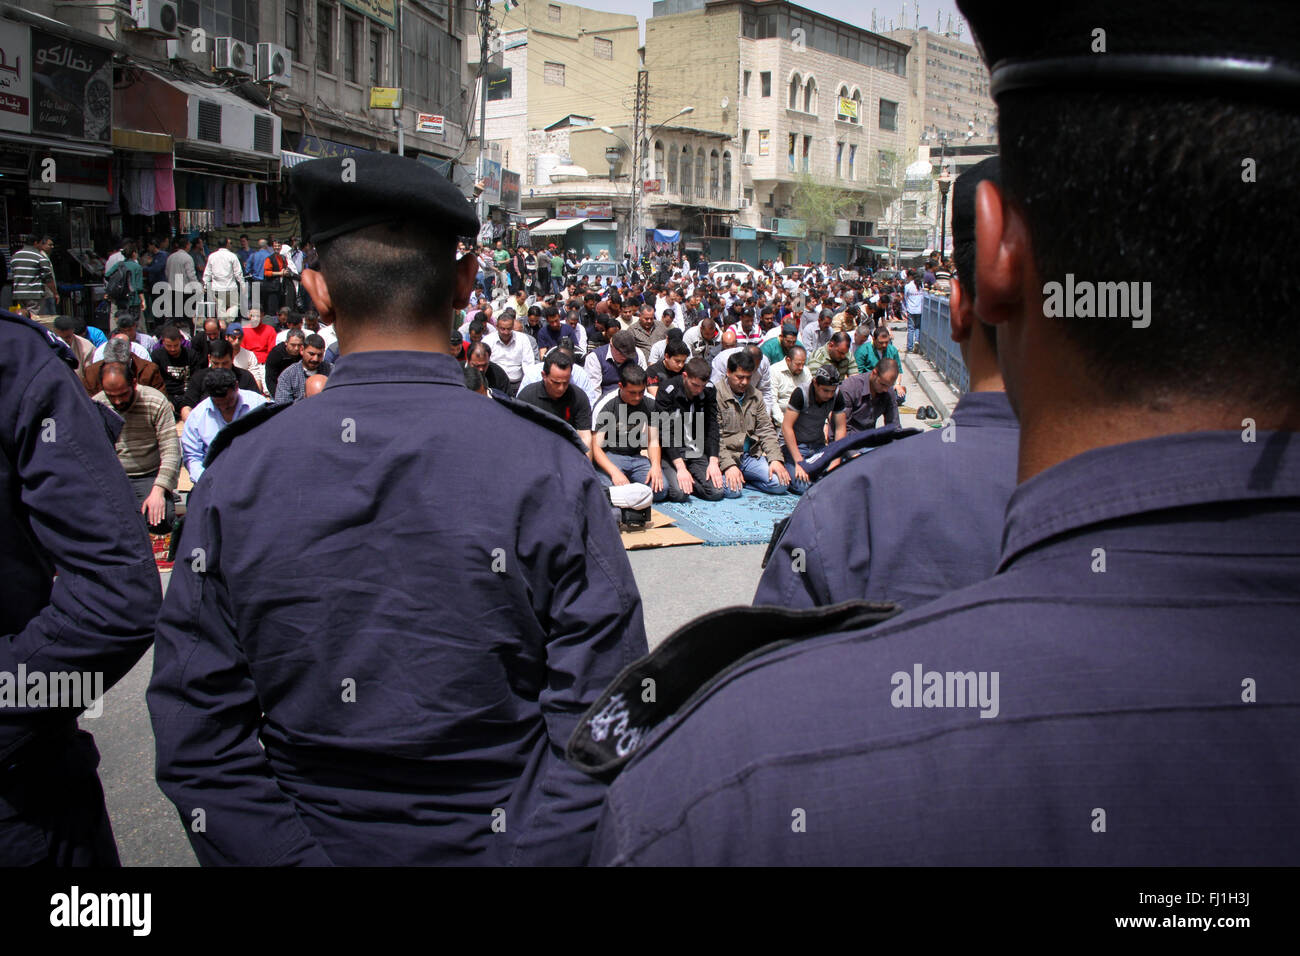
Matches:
[[323, 350, 464, 389], [950, 390, 1017, 429], [1001, 429, 1300, 570]]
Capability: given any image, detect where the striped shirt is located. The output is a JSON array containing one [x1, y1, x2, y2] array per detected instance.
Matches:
[[92, 385, 181, 491], [10, 247, 54, 300]]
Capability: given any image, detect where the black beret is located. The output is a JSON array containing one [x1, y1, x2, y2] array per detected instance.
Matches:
[[288, 154, 479, 245], [952, 157, 1000, 248], [958, 0, 1300, 101]]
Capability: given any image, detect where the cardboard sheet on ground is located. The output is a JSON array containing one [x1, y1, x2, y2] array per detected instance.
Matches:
[[620, 509, 703, 551]]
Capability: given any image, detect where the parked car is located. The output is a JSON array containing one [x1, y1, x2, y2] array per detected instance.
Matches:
[[577, 261, 627, 281], [708, 261, 761, 282]]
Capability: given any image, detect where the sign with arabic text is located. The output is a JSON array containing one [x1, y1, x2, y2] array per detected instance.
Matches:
[[31, 30, 112, 142], [297, 134, 376, 160], [0, 21, 31, 135], [500, 169, 520, 211], [556, 202, 613, 221]]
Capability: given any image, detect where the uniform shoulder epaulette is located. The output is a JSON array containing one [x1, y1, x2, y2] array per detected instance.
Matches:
[[566, 600, 904, 780], [494, 390, 589, 456], [203, 401, 290, 468], [801, 424, 925, 479], [0, 309, 77, 368]]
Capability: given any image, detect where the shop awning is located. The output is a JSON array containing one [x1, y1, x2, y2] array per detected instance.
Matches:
[[653, 228, 681, 243], [530, 217, 587, 236], [0, 132, 111, 158], [112, 129, 174, 153], [863, 244, 891, 254], [280, 151, 315, 169]]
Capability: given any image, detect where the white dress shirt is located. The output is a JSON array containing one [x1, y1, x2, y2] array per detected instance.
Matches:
[[490, 331, 537, 384], [180, 389, 269, 481], [203, 247, 246, 292]]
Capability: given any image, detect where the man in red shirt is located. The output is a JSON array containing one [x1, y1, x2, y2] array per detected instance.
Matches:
[[241, 306, 278, 363]]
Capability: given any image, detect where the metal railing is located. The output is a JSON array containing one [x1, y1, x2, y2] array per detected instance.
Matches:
[[917, 293, 968, 395]]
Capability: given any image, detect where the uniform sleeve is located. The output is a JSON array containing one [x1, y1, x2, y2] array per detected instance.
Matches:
[[147, 475, 334, 866], [2, 357, 160, 687], [752, 490, 834, 609], [510, 474, 648, 866]]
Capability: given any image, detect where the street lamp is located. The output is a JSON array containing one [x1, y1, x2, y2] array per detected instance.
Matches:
[[604, 106, 694, 261], [936, 165, 954, 261]]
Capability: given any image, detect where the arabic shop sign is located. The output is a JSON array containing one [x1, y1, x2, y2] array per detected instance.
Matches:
[[0, 21, 31, 135], [32, 31, 112, 143], [297, 134, 376, 160], [341, 0, 397, 30]]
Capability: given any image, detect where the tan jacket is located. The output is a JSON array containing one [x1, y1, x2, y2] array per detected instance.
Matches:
[[715, 375, 782, 472]]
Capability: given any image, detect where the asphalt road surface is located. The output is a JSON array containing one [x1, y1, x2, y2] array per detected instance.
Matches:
[[92, 544, 769, 866]]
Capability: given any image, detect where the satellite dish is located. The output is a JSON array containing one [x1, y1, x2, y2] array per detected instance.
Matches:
[[720, 96, 729, 110]]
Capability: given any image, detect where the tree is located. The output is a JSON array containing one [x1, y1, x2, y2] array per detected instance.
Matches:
[[790, 174, 861, 262]]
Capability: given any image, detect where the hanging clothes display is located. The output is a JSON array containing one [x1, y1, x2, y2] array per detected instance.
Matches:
[[154, 155, 177, 213], [206, 181, 223, 228], [224, 183, 242, 224], [242, 183, 260, 224]]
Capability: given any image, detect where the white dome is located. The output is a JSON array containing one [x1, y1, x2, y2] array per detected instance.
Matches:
[[548, 164, 590, 183], [905, 158, 933, 177]]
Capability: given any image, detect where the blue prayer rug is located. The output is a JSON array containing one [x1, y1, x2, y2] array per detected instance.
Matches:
[[653, 488, 799, 546]]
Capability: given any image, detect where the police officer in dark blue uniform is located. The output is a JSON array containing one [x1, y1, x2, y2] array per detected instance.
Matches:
[[754, 157, 1017, 612], [573, 0, 1300, 865], [148, 155, 648, 866], [0, 310, 161, 866]]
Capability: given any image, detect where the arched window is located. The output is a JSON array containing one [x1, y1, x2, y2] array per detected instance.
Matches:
[[654, 140, 665, 184], [851, 88, 863, 124], [709, 149, 720, 199], [722, 151, 732, 201], [803, 76, 817, 114], [788, 73, 802, 110], [667, 144, 678, 192], [695, 148, 706, 198], [680, 145, 693, 193]]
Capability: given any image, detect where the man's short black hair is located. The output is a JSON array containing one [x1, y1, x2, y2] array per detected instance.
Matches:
[[619, 363, 648, 387], [304, 334, 326, 350], [160, 324, 183, 341], [543, 350, 574, 374], [317, 221, 458, 333], [203, 368, 238, 397], [207, 339, 233, 360], [665, 339, 690, 359], [727, 350, 757, 374], [874, 357, 899, 378], [829, 331, 851, 347], [1001, 91, 1298, 403], [683, 357, 711, 382], [462, 365, 486, 392]]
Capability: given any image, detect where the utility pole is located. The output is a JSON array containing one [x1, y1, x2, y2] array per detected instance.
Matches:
[[477, 0, 492, 234], [629, 69, 648, 261]]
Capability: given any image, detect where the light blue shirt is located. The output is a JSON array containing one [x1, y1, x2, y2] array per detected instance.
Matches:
[[181, 389, 269, 481]]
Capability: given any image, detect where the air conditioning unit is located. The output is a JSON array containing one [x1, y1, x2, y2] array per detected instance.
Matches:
[[740, 198, 752, 209], [257, 43, 292, 86], [742, 154, 755, 166], [131, 0, 178, 37], [213, 37, 256, 77]]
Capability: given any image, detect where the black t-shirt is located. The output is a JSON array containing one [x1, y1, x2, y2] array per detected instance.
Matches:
[[264, 342, 297, 396], [787, 384, 846, 446], [150, 345, 202, 403], [594, 393, 656, 458], [479, 361, 511, 393], [644, 359, 680, 390], [516, 381, 592, 431]]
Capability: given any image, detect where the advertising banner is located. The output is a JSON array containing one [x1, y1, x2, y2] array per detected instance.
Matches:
[[31, 30, 112, 142], [0, 21, 31, 135]]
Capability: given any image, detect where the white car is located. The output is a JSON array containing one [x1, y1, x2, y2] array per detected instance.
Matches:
[[708, 261, 761, 283]]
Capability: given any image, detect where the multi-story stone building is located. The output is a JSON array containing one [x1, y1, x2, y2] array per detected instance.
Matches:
[[645, 0, 910, 264], [887, 24, 995, 148]]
